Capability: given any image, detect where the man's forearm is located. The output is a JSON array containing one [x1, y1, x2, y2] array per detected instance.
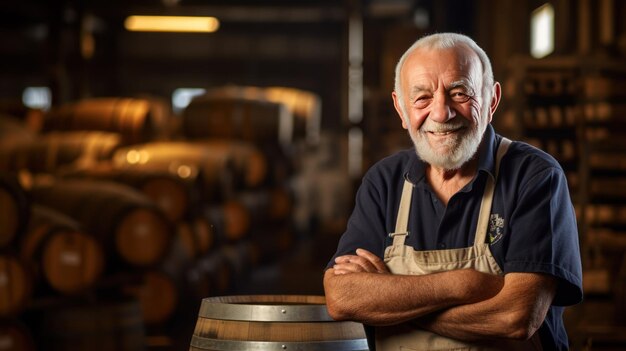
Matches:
[[417, 273, 557, 341], [324, 268, 503, 326]]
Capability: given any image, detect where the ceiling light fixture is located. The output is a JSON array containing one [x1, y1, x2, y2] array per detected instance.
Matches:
[[124, 15, 220, 33]]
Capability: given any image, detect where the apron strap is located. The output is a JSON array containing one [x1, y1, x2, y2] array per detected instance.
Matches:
[[389, 179, 413, 246], [390, 137, 512, 248], [474, 137, 512, 245]]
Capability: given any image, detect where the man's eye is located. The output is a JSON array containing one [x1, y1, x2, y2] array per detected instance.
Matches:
[[414, 96, 431, 107], [450, 92, 470, 102]]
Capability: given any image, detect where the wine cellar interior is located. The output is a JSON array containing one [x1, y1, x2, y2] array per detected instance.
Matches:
[[2, 0, 626, 350]]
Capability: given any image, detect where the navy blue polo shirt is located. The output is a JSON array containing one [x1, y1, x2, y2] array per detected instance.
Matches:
[[326, 125, 583, 350]]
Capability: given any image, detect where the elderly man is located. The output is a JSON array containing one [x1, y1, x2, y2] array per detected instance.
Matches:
[[323, 33, 583, 350]]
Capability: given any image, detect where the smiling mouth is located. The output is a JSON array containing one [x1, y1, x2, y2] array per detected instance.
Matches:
[[430, 130, 456, 136], [427, 127, 465, 136]]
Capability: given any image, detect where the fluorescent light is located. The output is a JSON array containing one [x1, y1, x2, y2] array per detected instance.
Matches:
[[124, 16, 219, 33], [530, 4, 554, 58]]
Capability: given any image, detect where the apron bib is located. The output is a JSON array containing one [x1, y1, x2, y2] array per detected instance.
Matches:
[[375, 138, 542, 351]]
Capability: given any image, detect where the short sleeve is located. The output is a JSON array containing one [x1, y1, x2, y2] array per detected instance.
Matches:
[[504, 167, 583, 306], [325, 176, 389, 270]]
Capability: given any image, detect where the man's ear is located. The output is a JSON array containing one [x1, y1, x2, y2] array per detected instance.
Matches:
[[488, 82, 502, 123], [392, 91, 409, 130]]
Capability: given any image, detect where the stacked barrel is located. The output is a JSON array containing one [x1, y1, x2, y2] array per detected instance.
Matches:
[[0, 88, 322, 350], [501, 56, 626, 347]]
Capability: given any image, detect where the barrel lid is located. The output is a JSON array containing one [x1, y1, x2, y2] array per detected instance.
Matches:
[[198, 295, 334, 322]]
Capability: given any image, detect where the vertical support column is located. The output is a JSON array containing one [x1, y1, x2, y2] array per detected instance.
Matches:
[[346, 0, 364, 179], [578, 0, 592, 55], [598, 0, 615, 46]]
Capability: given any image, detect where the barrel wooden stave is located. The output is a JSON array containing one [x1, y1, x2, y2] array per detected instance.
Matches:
[[44, 97, 166, 143], [0, 131, 122, 174]]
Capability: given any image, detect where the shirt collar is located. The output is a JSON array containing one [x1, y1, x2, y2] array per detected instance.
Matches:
[[403, 124, 499, 184]]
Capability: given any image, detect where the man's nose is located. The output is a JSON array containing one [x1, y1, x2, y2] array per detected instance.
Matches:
[[429, 94, 456, 123]]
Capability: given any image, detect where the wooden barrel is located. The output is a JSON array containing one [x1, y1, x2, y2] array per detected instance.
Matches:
[[62, 164, 201, 223], [112, 140, 267, 198], [264, 86, 322, 143], [195, 86, 322, 144], [44, 97, 167, 143], [209, 140, 267, 189], [0, 254, 32, 317], [29, 178, 172, 267], [0, 174, 30, 248], [121, 270, 179, 326], [237, 186, 293, 225], [182, 95, 291, 145], [0, 114, 36, 147], [0, 319, 36, 351], [0, 131, 122, 174], [39, 298, 145, 351], [20, 205, 105, 295], [190, 295, 368, 351], [202, 201, 251, 244], [175, 216, 215, 258]]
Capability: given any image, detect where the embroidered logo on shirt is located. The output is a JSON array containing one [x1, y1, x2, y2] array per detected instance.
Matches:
[[489, 214, 505, 244]]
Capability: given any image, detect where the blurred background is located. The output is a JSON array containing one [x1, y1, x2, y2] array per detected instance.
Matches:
[[1, 0, 625, 350]]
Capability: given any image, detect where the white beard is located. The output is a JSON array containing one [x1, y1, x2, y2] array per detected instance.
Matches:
[[408, 115, 487, 171]]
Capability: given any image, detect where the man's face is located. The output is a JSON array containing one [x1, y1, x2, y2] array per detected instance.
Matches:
[[393, 46, 493, 170]]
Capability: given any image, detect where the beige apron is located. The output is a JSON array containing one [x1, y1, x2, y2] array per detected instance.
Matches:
[[376, 138, 543, 351]]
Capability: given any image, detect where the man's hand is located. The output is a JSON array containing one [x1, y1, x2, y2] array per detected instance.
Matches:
[[332, 248, 390, 274]]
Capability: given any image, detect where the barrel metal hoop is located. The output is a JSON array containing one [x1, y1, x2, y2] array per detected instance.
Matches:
[[190, 335, 369, 351], [198, 297, 334, 322]]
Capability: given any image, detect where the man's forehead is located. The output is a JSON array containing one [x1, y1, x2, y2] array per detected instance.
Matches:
[[406, 44, 478, 69], [402, 45, 482, 86]]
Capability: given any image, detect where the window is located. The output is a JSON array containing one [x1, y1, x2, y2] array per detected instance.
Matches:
[[172, 88, 206, 114], [22, 86, 52, 110], [530, 3, 555, 58]]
